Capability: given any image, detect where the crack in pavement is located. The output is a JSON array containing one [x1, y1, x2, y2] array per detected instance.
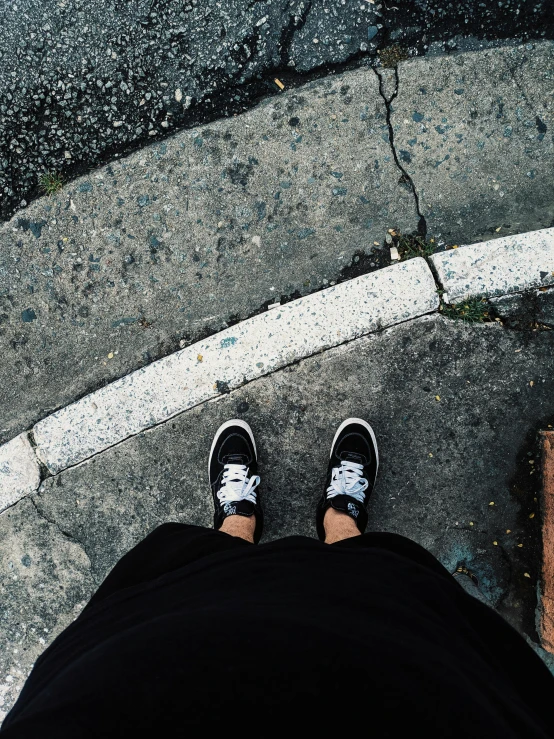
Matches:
[[28, 494, 95, 575], [374, 66, 428, 238]]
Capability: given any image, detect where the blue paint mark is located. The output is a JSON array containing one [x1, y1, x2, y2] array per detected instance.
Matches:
[[79, 181, 93, 193], [331, 171, 344, 179], [407, 138, 417, 146], [193, 136, 203, 148], [297, 228, 315, 239], [17, 218, 47, 239], [112, 317, 138, 328], [332, 187, 347, 196], [220, 336, 238, 349], [399, 150, 412, 163], [454, 88, 464, 95], [280, 180, 292, 189], [435, 125, 446, 135], [137, 195, 150, 207], [21, 555, 31, 567], [359, 195, 370, 204], [412, 111, 424, 123], [21, 308, 37, 323]]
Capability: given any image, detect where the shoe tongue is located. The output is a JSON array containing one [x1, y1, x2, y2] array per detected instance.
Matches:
[[340, 451, 366, 465], [224, 453, 248, 465]]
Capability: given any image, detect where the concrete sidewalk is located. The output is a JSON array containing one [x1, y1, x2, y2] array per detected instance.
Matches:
[[0, 41, 553, 446], [2, 313, 554, 718]]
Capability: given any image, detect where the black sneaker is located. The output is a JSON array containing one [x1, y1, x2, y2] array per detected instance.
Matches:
[[209, 419, 263, 543], [316, 418, 379, 541]]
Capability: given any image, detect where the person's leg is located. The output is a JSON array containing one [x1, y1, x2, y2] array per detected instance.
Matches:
[[219, 514, 256, 542], [323, 508, 361, 544], [209, 419, 263, 543], [89, 419, 263, 608], [315, 417, 379, 543]]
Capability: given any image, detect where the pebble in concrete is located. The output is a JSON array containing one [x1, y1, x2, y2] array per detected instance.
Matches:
[[0, 434, 41, 513], [430, 227, 554, 304], [33, 259, 438, 474]]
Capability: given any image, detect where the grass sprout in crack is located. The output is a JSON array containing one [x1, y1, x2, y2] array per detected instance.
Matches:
[[39, 172, 64, 196], [396, 233, 438, 260], [440, 297, 491, 323]]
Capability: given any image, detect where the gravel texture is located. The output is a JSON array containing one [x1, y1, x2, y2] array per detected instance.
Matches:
[[1, 0, 554, 220]]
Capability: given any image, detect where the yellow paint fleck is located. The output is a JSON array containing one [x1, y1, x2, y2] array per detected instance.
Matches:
[[530, 380, 534, 387], [506, 529, 511, 534], [517, 543, 523, 548], [469, 521, 474, 526], [435, 395, 441, 401], [107, 352, 114, 359], [493, 541, 498, 546], [524, 572, 531, 578], [489, 501, 495, 506], [197, 354, 203, 362], [428, 453, 433, 458], [495, 226, 502, 232], [529, 513, 535, 519], [274, 78, 285, 90]]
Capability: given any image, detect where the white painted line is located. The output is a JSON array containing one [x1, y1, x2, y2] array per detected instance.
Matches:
[[33, 259, 438, 474], [0, 434, 41, 513], [430, 227, 554, 304]]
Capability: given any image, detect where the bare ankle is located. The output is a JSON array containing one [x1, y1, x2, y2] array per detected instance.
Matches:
[[324, 508, 361, 544], [219, 514, 256, 543]]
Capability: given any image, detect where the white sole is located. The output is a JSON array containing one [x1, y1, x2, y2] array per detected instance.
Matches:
[[208, 419, 257, 474], [330, 417, 379, 473]]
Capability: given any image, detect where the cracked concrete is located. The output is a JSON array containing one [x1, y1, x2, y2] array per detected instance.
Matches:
[[390, 41, 554, 244], [375, 66, 427, 236], [0, 496, 95, 721], [0, 65, 417, 444], [2, 313, 554, 719], [2, 43, 553, 447]]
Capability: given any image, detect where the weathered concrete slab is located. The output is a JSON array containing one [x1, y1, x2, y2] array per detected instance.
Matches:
[[31, 315, 554, 622], [33, 259, 438, 474], [0, 66, 418, 445], [391, 42, 554, 244], [0, 435, 40, 514], [430, 228, 554, 304], [0, 0, 382, 220], [2, 0, 553, 221], [0, 497, 95, 722], [3, 314, 554, 717]]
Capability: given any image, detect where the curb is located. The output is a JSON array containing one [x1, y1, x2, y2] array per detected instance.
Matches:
[[540, 431, 554, 655], [0, 435, 41, 512], [33, 259, 437, 475], [1, 225, 553, 513], [430, 227, 554, 304]]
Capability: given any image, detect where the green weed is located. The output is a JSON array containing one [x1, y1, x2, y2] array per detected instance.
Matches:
[[440, 298, 490, 323], [39, 171, 63, 195]]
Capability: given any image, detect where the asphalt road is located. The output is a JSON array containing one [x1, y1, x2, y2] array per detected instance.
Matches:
[[1, 0, 553, 220]]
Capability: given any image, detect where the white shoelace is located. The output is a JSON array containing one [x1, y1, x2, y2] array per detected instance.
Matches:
[[326, 460, 368, 503], [217, 464, 260, 505]]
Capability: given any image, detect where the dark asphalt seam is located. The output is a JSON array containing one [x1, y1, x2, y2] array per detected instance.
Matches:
[[373, 66, 428, 238]]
